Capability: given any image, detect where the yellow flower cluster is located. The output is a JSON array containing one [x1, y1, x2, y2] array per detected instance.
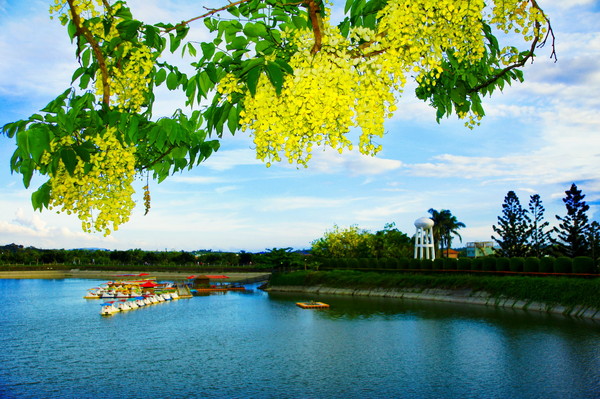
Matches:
[[236, 18, 399, 167], [50, 0, 103, 19], [50, 1, 154, 112], [217, 73, 244, 102], [377, 0, 486, 71], [99, 43, 154, 112], [45, 127, 137, 236], [229, 0, 548, 167]]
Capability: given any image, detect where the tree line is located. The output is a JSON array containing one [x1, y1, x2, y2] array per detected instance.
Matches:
[[0, 244, 308, 270], [492, 183, 599, 259]]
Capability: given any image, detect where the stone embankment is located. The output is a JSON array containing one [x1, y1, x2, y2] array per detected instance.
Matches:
[[267, 285, 600, 321]]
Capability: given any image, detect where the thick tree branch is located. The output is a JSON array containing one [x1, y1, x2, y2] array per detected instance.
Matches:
[[67, 0, 111, 105], [305, 0, 323, 54]]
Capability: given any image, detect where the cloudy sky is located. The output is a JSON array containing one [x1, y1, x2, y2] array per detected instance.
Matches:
[[0, 0, 598, 252]]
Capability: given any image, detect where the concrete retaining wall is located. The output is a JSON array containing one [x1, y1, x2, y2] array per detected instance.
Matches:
[[267, 285, 600, 321]]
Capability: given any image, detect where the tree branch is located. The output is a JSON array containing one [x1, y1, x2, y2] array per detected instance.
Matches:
[[305, 0, 323, 54], [67, 0, 111, 105], [164, 0, 254, 33]]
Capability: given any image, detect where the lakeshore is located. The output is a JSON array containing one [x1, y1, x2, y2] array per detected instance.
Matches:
[[0, 269, 271, 282], [3, 269, 599, 321], [267, 285, 600, 321]]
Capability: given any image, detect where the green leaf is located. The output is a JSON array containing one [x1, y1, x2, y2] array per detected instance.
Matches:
[[227, 104, 239, 134], [205, 63, 218, 83], [81, 48, 91, 67], [255, 40, 272, 55], [187, 42, 197, 57], [292, 16, 307, 29], [60, 148, 78, 176], [201, 42, 216, 60], [243, 23, 259, 37], [166, 72, 179, 90], [79, 73, 91, 90], [154, 68, 167, 86], [20, 159, 34, 189], [67, 20, 77, 40], [265, 62, 284, 95], [127, 115, 140, 142], [114, 5, 133, 20], [28, 127, 51, 163], [73, 144, 91, 163], [71, 67, 86, 84], [116, 19, 142, 41], [31, 182, 51, 211], [227, 36, 248, 50]]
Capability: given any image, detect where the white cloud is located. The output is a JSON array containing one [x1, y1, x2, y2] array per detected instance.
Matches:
[[258, 196, 347, 212], [202, 148, 262, 171], [170, 176, 223, 184], [309, 148, 403, 175]]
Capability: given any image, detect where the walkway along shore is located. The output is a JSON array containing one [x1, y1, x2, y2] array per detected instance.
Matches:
[[266, 285, 600, 321]]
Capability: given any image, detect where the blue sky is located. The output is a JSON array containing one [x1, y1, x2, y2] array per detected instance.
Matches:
[[0, 0, 598, 252]]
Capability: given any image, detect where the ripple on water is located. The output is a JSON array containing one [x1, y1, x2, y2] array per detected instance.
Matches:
[[0, 279, 599, 398]]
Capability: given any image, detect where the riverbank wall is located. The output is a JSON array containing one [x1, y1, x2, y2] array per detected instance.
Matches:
[[267, 285, 600, 321]]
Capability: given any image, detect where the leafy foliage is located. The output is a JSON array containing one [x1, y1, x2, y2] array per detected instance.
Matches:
[[553, 183, 591, 257], [427, 208, 465, 257], [2, 0, 555, 234], [492, 191, 531, 257], [311, 223, 412, 258], [527, 194, 551, 257]]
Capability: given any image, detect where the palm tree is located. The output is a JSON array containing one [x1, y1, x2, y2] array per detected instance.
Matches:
[[428, 208, 466, 257]]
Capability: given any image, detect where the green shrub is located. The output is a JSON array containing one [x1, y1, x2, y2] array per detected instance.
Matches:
[[471, 257, 483, 271], [383, 258, 398, 269], [496, 257, 510, 272], [482, 257, 496, 271], [398, 257, 411, 269], [420, 259, 433, 270], [539, 257, 555, 273], [524, 257, 540, 273], [572, 257, 596, 274], [443, 258, 458, 270], [510, 257, 524, 272], [457, 258, 472, 270], [433, 258, 445, 270], [409, 258, 422, 269], [336, 258, 349, 269], [346, 258, 359, 270], [554, 257, 572, 274]]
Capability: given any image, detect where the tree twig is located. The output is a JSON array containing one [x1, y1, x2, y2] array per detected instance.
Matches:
[[164, 0, 254, 33]]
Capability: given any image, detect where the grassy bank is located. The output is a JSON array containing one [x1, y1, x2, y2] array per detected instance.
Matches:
[[269, 270, 600, 310]]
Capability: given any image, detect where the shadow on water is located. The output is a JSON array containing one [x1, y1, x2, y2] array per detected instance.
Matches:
[[267, 290, 600, 330]]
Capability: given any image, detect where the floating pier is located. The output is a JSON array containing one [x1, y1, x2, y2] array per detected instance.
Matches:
[[296, 301, 330, 309]]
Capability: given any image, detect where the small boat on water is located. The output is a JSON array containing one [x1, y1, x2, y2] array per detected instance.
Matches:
[[296, 301, 330, 309], [100, 302, 119, 316]]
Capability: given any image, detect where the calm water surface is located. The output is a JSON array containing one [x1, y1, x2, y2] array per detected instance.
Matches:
[[0, 278, 599, 398]]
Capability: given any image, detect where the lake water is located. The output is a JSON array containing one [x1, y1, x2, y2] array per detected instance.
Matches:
[[0, 278, 599, 399]]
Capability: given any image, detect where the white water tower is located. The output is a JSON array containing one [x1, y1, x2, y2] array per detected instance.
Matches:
[[414, 217, 435, 260]]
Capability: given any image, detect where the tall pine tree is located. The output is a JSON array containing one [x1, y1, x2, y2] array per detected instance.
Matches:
[[528, 194, 551, 257], [553, 183, 590, 257], [492, 191, 531, 257]]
